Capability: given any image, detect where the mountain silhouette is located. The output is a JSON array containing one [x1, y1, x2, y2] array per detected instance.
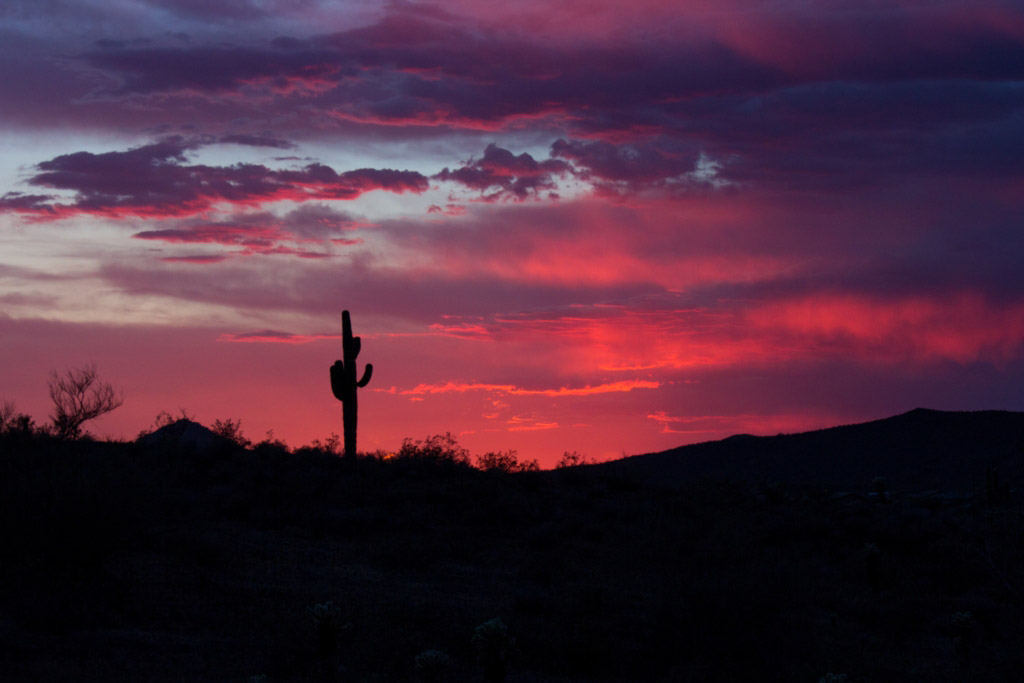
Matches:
[[137, 418, 231, 451], [598, 408, 1024, 494]]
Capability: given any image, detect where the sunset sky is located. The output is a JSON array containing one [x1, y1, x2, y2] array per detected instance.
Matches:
[[2, 0, 1024, 464]]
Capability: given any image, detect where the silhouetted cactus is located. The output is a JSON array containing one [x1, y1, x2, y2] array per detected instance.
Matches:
[[330, 310, 373, 459]]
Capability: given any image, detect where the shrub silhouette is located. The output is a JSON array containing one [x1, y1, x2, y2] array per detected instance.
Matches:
[[475, 449, 540, 473], [556, 450, 592, 468], [0, 399, 36, 438], [0, 399, 16, 430], [472, 618, 518, 683], [47, 363, 124, 439], [306, 601, 347, 658], [329, 310, 373, 458], [414, 649, 452, 683], [211, 417, 252, 449], [397, 432, 471, 465]]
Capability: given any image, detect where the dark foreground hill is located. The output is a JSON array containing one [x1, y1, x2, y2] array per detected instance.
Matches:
[[2, 417, 1024, 682], [599, 408, 1024, 494]]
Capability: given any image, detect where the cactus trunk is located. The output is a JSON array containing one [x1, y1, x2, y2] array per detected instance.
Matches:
[[330, 310, 373, 458]]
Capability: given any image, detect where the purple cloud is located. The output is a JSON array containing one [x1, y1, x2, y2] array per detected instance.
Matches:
[[3, 137, 428, 219], [131, 204, 361, 260], [435, 144, 571, 201]]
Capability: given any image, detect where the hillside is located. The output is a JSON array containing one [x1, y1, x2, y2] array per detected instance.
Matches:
[[2, 415, 1024, 682], [599, 409, 1024, 494]]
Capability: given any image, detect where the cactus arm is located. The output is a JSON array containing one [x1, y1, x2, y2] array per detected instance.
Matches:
[[357, 363, 373, 388], [330, 360, 349, 401]]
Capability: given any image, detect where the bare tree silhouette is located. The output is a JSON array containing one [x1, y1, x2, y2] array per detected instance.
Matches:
[[48, 363, 125, 439], [330, 310, 373, 458]]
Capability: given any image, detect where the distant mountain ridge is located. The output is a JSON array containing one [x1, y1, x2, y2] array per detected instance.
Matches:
[[137, 418, 230, 451], [599, 409, 1024, 494]]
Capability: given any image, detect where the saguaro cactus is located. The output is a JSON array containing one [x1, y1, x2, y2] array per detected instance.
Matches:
[[330, 310, 373, 458]]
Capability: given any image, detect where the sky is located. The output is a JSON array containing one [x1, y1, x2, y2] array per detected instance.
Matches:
[[2, 0, 1024, 465]]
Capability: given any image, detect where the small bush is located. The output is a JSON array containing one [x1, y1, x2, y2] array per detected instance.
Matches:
[[0, 399, 37, 438], [397, 433, 471, 465], [306, 601, 348, 658], [212, 417, 252, 449], [476, 450, 540, 473], [48, 363, 124, 439], [414, 649, 452, 683], [472, 618, 518, 683], [555, 451, 592, 468]]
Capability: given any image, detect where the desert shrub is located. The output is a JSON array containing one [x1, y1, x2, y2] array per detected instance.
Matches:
[[476, 450, 540, 473], [951, 610, 977, 665], [819, 674, 848, 683], [304, 432, 342, 455], [555, 450, 592, 468], [253, 429, 290, 455], [48, 363, 124, 439], [0, 399, 37, 438], [211, 417, 252, 449], [414, 649, 452, 683], [0, 399, 17, 430], [472, 618, 518, 683], [306, 601, 348, 658], [397, 433, 471, 465]]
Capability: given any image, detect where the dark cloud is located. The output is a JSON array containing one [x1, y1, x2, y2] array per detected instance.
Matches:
[[218, 133, 296, 149], [277, 203, 358, 238], [550, 138, 711, 195], [80, 44, 348, 98], [4, 3, 1023, 201], [25, 2, 1016, 199], [135, 224, 284, 250], [435, 144, 571, 200], [0, 192, 58, 214], [131, 204, 361, 259], [65, 10, 784, 132], [142, 0, 321, 21], [160, 254, 229, 263], [59, 5, 1024, 133], [3, 137, 428, 219]]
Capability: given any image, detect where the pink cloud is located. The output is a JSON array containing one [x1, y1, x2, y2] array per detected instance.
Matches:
[[424, 287, 1024, 380], [506, 415, 559, 432], [646, 411, 851, 438], [748, 293, 1024, 365], [397, 379, 659, 397]]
